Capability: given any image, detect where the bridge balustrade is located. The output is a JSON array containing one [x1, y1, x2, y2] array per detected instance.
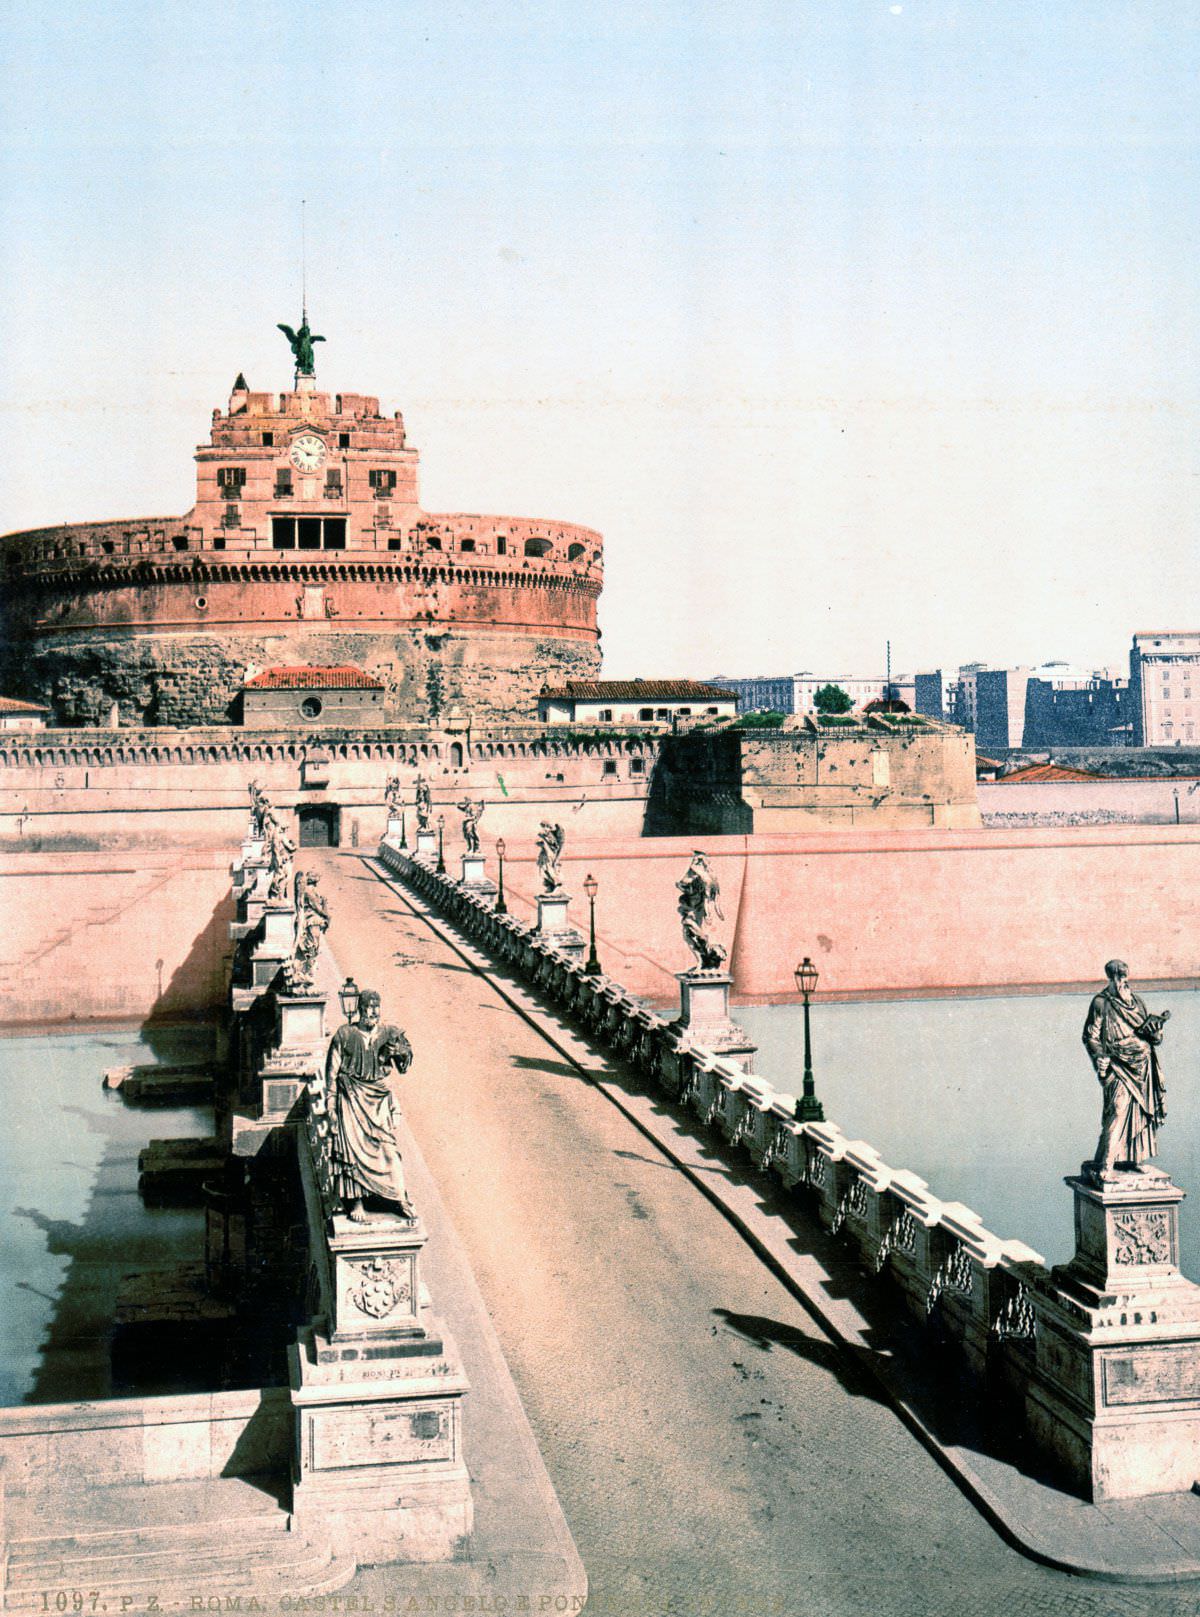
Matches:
[[375, 832, 1049, 1448]]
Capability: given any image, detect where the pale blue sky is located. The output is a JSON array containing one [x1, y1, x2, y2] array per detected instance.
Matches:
[[1, 2, 1197, 679]]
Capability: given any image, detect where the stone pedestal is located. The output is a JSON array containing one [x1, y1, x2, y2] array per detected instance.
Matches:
[[1026, 1166, 1200, 1500], [387, 816, 405, 841], [275, 991, 326, 1057], [261, 902, 297, 952], [674, 971, 757, 1068], [290, 1192, 472, 1562], [460, 852, 487, 886], [535, 891, 585, 959], [415, 828, 438, 861]]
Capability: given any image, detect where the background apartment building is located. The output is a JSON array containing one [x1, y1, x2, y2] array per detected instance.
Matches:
[[1130, 632, 1200, 746]]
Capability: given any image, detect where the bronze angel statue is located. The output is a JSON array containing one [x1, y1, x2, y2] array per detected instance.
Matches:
[[277, 314, 325, 376]]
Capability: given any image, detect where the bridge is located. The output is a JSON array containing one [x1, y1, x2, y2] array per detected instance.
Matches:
[[6, 824, 1200, 1616]]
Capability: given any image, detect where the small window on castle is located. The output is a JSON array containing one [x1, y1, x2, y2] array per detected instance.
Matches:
[[339, 433, 350, 448], [497, 538, 507, 556], [369, 469, 397, 494], [324, 518, 347, 550], [388, 538, 403, 550], [603, 760, 618, 776], [638, 708, 653, 721], [275, 470, 293, 497], [173, 537, 189, 551], [213, 535, 226, 550], [524, 538, 552, 558], [630, 757, 645, 775], [272, 518, 297, 549], [460, 539, 476, 553], [426, 537, 442, 551], [325, 469, 342, 488], [677, 707, 692, 717], [262, 432, 274, 446], [224, 505, 240, 528], [298, 517, 322, 550], [218, 467, 245, 493], [102, 541, 115, 555], [568, 543, 585, 561], [598, 708, 613, 722]]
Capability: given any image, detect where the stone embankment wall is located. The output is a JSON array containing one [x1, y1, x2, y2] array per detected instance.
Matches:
[[381, 841, 1047, 1448], [0, 851, 234, 1024], [491, 827, 1200, 1004], [981, 777, 1200, 827]]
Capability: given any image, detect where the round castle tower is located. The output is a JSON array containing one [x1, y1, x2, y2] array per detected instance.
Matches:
[[0, 328, 603, 726]]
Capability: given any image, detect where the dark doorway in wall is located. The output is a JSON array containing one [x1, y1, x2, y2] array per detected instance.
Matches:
[[298, 804, 340, 847]]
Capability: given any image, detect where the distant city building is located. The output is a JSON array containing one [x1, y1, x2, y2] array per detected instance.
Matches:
[[1023, 669, 1130, 748], [241, 665, 386, 729], [1130, 632, 1200, 746], [538, 679, 738, 726], [913, 670, 953, 722], [707, 674, 796, 714], [0, 695, 49, 731], [708, 671, 915, 715], [975, 668, 1030, 752], [918, 661, 1129, 749]]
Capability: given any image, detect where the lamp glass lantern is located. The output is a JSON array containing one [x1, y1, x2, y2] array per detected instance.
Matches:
[[339, 977, 360, 1020]]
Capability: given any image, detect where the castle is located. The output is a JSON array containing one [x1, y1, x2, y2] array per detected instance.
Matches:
[[0, 320, 603, 727]]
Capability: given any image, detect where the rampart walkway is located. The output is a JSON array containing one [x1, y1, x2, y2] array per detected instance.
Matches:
[[317, 849, 1200, 1617]]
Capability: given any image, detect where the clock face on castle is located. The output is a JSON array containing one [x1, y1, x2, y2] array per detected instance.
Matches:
[[289, 433, 327, 472]]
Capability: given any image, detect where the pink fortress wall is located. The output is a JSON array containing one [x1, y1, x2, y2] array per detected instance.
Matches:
[[496, 825, 1200, 1006], [0, 852, 233, 1025]]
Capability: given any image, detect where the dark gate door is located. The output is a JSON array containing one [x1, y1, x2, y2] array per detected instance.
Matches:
[[298, 804, 339, 846]]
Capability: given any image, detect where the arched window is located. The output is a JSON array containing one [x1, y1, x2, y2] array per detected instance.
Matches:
[[450, 742, 464, 768], [524, 538, 552, 558], [567, 543, 585, 561]]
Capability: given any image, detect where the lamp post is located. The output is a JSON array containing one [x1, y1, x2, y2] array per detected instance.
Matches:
[[582, 872, 601, 975], [793, 956, 824, 1123], [495, 837, 507, 915], [339, 977, 360, 1022], [436, 814, 446, 875], [399, 808, 408, 851]]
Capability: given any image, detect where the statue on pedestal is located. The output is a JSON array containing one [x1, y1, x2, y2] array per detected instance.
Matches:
[[384, 776, 402, 818], [536, 822, 565, 892], [677, 851, 727, 973], [277, 313, 325, 377], [322, 989, 414, 1223], [1083, 959, 1170, 1181], [415, 774, 433, 831], [248, 779, 269, 840], [285, 871, 330, 992], [263, 808, 297, 902], [457, 798, 484, 853]]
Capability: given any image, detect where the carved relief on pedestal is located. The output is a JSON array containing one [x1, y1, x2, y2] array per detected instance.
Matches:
[[1112, 1209, 1172, 1267], [349, 1256, 411, 1320]]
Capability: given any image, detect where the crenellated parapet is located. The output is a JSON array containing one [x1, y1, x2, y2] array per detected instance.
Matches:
[[0, 366, 603, 725]]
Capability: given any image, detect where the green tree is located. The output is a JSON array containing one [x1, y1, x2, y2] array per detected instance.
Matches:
[[812, 683, 853, 715]]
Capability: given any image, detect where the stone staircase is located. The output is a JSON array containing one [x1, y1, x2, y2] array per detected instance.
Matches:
[[3, 1477, 355, 1611]]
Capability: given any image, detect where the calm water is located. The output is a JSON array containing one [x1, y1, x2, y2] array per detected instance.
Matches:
[[739, 990, 1200, 1273], [0, 1025, 213, 1404]]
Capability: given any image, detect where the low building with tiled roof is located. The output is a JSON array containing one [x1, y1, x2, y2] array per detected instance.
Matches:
[[0, 695, 49, 731], [538, 679, 738, 726], [241, 665, 386, 728]]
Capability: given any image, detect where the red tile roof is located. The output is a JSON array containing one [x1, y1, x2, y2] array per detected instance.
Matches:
[[539, 680, 736, 702], [243, 666, 385, 691], [996, 763, 1108, 783], [0, 695, 49, 713]]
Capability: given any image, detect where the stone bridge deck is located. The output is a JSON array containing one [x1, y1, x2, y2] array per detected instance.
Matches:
[[313, 848, 1200, 1617]]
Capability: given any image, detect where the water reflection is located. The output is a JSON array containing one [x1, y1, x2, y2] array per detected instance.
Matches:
[[739, 989, 1200, 1274], [0, 1025, 212, 1404]]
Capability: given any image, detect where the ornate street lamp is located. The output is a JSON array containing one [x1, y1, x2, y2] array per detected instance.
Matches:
[[495, 837, 508, 915], [398, 808, 408, 851], [436, 814, 446, 875], [794, 956, 824, 1123], [582, 872, 601, 976], [339, 977, 361, 1021]]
